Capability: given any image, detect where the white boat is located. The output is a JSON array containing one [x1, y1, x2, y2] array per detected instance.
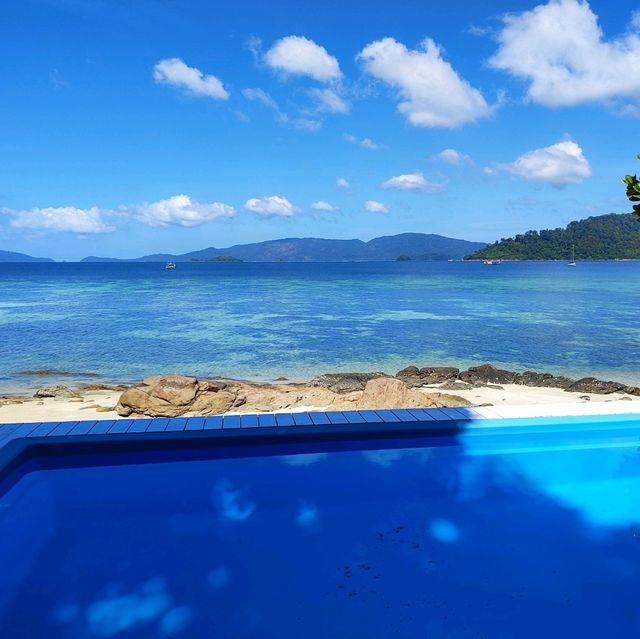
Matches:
[[483, 259, 502, 265], [568, 245, 576, 267], [165, 261, 176, 270]]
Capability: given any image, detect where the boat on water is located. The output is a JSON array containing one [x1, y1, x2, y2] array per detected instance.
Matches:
[[483, 259, 502, 265], [165, 261, 176, 270], [568, 245, 577, 267]]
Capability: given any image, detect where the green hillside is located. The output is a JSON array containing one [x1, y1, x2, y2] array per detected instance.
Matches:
[[466, 213, 640, 260]]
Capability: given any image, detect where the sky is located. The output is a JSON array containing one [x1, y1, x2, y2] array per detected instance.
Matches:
[[1, 0, 640, 260]]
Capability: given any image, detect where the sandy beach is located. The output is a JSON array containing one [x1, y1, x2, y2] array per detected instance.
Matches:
[[0, 382, 637, 425]]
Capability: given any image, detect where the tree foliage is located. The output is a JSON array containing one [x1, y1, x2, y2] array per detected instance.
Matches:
[[622, 153, 640, 221], [466, 213, 640, 260]]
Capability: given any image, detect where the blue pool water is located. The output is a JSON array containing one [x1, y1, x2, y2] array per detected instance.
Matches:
[[2, 417, 640, 637], [0, 261, 639, 392]]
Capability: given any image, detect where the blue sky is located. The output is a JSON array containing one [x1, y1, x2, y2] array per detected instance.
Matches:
[[1, 0, 639, 260]]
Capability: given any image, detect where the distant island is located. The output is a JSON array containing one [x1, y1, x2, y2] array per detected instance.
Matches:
[[466, 213, 640, 261], [189, 256, 243, 262], [81, 233, 486, 263], [0, 250, 54, 263]]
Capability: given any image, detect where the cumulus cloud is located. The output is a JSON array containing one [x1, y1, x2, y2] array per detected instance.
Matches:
[[357, 37, 494, 127], [136, 195, 235, 227], [311, 200, 338, 211], [308, 88, 349, 113], [432, 148, 474, 165], [489, 0, 640, 109], [245, 195, 299, 217], [336, 177, 350, 188], [382, 171, 447, 192], [485, 139, 592, 187], [4, 205, 115, 234], [153, 58, 229, 100], [364, 200, 388, 213], [264, 36, 342, 82], [344, 133, 382, 150]]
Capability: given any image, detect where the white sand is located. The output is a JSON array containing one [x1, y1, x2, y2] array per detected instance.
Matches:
[[433, 383, 640, 407], [0, 384, 637, 425]]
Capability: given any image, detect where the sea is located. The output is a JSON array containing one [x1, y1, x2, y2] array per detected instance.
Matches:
[[0, 261, 639, 393]]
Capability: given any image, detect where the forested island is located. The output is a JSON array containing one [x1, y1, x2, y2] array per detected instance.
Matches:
[[466, 213, 640, 260]]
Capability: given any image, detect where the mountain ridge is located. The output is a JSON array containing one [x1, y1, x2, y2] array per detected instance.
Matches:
[[81, 233, 487, 263]]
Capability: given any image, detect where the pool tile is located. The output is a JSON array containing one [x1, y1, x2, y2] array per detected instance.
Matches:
[[274, 413, 295, 427]]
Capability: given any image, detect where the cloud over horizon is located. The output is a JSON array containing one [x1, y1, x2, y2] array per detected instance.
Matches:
[[136, 195, 235, 227], [245, 195, 299, 216], [485, 139, 592, 187], [3, 205, 115, 234], [382, 171, 447, 192]]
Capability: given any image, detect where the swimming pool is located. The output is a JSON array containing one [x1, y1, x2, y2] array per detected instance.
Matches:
[[1, 411, 640, 637]]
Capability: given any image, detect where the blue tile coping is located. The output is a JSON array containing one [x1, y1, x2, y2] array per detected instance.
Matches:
[[0, 404, 639, 492]]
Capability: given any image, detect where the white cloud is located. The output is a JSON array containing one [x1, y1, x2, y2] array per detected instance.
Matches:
[[242, 87, 279, 111], [485, 140, 592, 187], [382, 171, 447, 192], [432, 148, 474, 166], [264, 36, 342, 82], [311, 200, 338, 211], [344, 134, 382, 150], [489, 0, 640, 108], [153, 58, 229, 100], [243, 87, 321, 132], [245, 195, 299, 217], [5, 206, 115, 234], [308, 88, 349, 113], [364, 200, 389, 213], [292, 118, 321, 132], [357, 37, 494, 127], [136, 195, 235, 227], [336, 177, 350, 188]]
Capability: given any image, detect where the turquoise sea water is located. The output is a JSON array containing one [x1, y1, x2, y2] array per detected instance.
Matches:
[[0, 261, 638, 392]]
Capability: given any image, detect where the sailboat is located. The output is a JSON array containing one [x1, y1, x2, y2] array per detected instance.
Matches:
[[568, 245, 576, 267]]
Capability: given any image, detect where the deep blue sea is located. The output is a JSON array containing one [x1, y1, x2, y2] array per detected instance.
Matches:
[[0, 261, 639, 392]]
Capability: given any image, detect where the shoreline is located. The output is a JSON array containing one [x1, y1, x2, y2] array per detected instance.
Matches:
[[1, 364, 638, 425]]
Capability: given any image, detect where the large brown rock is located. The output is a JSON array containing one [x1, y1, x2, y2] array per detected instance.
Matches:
[[117, 374, 200, 417], [355, 377, 469, 410]]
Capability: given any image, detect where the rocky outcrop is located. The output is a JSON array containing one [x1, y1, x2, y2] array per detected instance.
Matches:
[[116, 374, 471, 417], [514, 371, 573, 389], [459, 364, 519, 385], [311, 372, 389, 394], [33, 385, 81, 399], [396, 362, 638, 396], [396, 366, 460, 387], [566, 377, 628, 395]]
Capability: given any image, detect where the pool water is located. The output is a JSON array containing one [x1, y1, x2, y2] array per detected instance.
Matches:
[[2, 420, 640, 637]]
